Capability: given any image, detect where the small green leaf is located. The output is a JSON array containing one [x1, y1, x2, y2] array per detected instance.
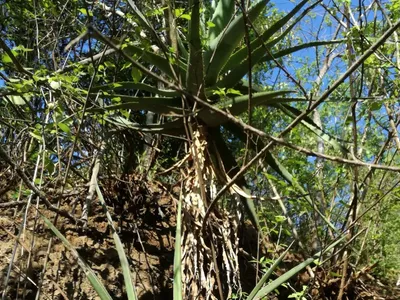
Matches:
[[212, 87, 226, 97], [78, 8, 93, 16], [58, 123, 71, 134], [180, 14, 191, 20], [45, 158, 55, 174], [104, 61, 115, 69], [8, 95, 26, 105], [131, 68, 142, 83], [121, 62, 132, 71], [2, 53, 13, 64], [227, 88, 242, 96], [206, 21, 216, 28], [112, 96, 122, 103], [370, 102, 381, 111], [275, 215, 286, 223], [174, 8, 185, 17], [29, 131, 42, 141], [50, 81, 61, 90], [14, 45, 33, 52]]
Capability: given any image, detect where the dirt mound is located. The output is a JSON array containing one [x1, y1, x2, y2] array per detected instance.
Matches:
[[0, 177, 175, 299], [1, 175, 399, 299]]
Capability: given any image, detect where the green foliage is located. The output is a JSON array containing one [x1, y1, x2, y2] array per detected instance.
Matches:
[[2, 0, 400, 298]]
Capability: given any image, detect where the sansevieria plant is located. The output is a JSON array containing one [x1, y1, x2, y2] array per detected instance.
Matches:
[[81, 0, 343, 299]]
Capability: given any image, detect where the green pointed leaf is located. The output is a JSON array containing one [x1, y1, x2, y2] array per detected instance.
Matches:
[[254, 257, 316, 299], [252, 236, 346, 299], [88, 95, 185, 115], [131, 68, 142, 83], [262, 40, 345, 63], [204, 0, 269, 86], [105, 116, 184, 134], [177, 33, 189, 60], [8, 95, 26, 105], [123, 44, 186, 80], [208, 0, 235, 41], [173, 194, 183, 300], [96, 185, 137, 300], [186, 0, 205, 97], [219, 39, 343, 88], [199, 90, 294, 126], [91, 82, 180, 97], [219, 90, 295, 114], [247, 242, 293, 300], [58, 123, 71, 134], [223, 0, 315, 73], [39, 212, 112, 300]]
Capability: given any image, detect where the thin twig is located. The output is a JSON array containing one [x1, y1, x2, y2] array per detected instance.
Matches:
[[202, 18, 400, 227], [0, 38, 33, 77], [0, 146, 81, 224]]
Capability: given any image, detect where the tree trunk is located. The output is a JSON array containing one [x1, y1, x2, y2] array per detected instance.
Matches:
[[181, 128, 241, 299]]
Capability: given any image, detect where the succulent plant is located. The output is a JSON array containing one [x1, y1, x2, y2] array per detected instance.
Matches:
[[87, 1, 342, 298]]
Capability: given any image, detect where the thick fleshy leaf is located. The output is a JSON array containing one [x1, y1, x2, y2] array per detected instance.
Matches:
[[177, 33, 189, 60], [123, 44, 187, 80], [204, 0, 269, 86], [186, 0, 206, 97], [240, 79, 264, 92], [218, 91, 297, 114], [88, 95, 184, 115], [254, 258, 316, 299], [218, 39, 343, 88], [263, 40, 345, 62], [91, 82, 180, 97], [252, 236, 346, 299], [199, 90, 294, 126], [223, 0, 314, 73], [173, 193, 183, 300], [247, 242, 293, 300], [127, 0, 169, 54], [207, 0, 235, 41], [105, 116, 185, 134]]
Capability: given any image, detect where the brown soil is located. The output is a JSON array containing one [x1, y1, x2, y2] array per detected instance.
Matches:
[[0, 177, 175, 299], [1, 175, 399, 299]]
